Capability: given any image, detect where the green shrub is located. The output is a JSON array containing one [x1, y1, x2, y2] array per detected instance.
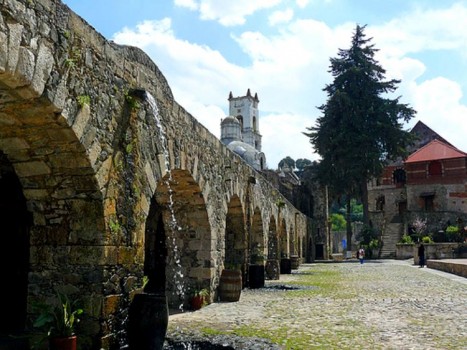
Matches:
[[356, 225, 378, 246], [421, 235, 433, 244], [445, 226, 462, 242], [369, 239, 380, 250], [330, 213, 346, 231], [400, 234, 413, 244]]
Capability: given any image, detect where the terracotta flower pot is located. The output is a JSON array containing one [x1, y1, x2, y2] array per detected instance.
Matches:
[[190, 295, 206, 310], [49, 335, 77, 350]]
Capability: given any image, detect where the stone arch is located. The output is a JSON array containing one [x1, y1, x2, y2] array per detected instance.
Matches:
[[279, 218, 288, 258], [267, 216, 279, 259], [265, 215, 280, 280], [225, 194, 247, 282], [250, 207, 264, 263], [295, 212, 302, 258], [155, 169, 211, 308], [143, 198, 167, 294], [0, 95, 106, 344], [289, 224, 296, 255]]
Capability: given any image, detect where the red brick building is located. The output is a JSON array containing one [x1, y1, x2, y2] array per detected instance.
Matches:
[[368, 121, 467, 257]]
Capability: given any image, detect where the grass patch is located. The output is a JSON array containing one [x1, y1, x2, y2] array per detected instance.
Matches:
[[283, 265, 358, 299]]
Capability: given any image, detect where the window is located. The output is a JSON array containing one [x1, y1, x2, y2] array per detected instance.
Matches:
[[420, 193, 435, 211], [428, 161, 442, 176], [393, 168, 406, 185], [236, 115, 243, 130], [376, 196, 385, 211]]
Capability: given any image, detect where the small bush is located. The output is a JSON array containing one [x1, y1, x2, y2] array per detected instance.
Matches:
[[369, 239, 380, 250], [400, 234, 413, 244], [421, 235, 433, 244], [445, 226, 462, 242]]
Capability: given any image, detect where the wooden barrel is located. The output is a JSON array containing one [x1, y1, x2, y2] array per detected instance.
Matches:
[[219, 269, 242, 302], [291, 255, 300, 270]]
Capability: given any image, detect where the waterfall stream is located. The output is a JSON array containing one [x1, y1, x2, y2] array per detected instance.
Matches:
[[146, 92, 185, 310]]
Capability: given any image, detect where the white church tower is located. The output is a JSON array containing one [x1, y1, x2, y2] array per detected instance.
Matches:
[[228, 89, 262, 151]]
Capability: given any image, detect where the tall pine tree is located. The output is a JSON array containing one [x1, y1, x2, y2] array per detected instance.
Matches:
[[305, 25, 415, 250]]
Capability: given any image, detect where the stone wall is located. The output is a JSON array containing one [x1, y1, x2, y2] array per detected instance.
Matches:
[[399, 243, 467, 263], [0, 1, 310, 348]]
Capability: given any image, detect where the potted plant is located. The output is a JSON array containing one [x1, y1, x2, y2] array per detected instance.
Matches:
[[190, 287, 209, 310], [33, 292, 83, 350]]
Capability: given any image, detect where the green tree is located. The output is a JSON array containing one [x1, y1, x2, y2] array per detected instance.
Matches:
[[278, 156, 295, 170], [330, 213, 346, 231], [295, 158, 312, 171], [304, 24, 415, 251]]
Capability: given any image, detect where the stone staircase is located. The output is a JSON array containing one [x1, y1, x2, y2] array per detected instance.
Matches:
[[380, 217, 403, 258]]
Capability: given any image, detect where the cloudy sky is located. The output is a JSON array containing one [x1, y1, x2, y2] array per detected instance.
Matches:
[[62, 0, 467, 169]]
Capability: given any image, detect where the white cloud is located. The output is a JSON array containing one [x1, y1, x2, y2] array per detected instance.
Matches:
[[363, 2, 467, 151], [174, 0, 283, 26], [112, 1, 467, 168], [295, 0, 309, 8], [411, 77, 467, 150], [268, 9, 294, 26], [174, 0, 198, 11], [369, 3, 467, 56], [261, 113, 319, 168]]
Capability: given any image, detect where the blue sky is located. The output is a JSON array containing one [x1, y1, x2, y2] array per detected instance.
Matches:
[[62, 0, 467, 169]]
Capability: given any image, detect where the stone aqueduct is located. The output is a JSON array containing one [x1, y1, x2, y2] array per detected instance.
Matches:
[[0, 0, 311, 348]]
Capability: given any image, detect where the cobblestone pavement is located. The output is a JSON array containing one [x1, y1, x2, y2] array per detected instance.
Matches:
[[167, 260, 467, 350]]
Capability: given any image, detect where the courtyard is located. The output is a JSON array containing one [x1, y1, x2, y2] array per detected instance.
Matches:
[[167, 260, 467, 349]]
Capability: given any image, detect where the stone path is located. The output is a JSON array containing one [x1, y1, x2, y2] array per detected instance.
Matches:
[[166, 260, 467, 349]]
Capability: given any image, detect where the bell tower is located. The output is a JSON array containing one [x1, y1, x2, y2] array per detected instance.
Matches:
[[228, 89, 262, 151]]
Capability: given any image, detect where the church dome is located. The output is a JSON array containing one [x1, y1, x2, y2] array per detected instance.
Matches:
[[221, 115, 240, 125], [221, 116, 242, 145], [226, 140, 266, 171]]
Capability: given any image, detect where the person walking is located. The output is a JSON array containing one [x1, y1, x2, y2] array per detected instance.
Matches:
[[418, 243, 425, 268], [357, 247, 365, 264]]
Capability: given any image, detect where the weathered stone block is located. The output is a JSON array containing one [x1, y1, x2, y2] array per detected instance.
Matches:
[[14, 160, 50, 176], [103, 294, 121, 317], [15, 47, 35, 86]]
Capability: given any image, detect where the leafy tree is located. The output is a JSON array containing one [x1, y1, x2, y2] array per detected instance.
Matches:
[[278, 156, 295, 170], [304, 24, 415, 251], [295, 158, 312, 171], [330, 213, 346, 231]]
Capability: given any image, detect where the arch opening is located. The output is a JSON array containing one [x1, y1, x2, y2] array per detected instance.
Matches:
[[144, 199, 167, 294], [155, 170, 212, 308], [265, 216, 280, 280], [0, 152, 31, 334], [250, 207, 264, 263], [225, 195, 247, 282]]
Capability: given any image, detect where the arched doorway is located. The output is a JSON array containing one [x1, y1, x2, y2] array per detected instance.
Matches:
[[144, 199, 167, 294], [0, 153, 31, 334], [225, 195, 247, 284], [155, 170, 212, 308], [265, 216, 280, 280], [279, 218, 288, 258], [250, 207, 264, 263]]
